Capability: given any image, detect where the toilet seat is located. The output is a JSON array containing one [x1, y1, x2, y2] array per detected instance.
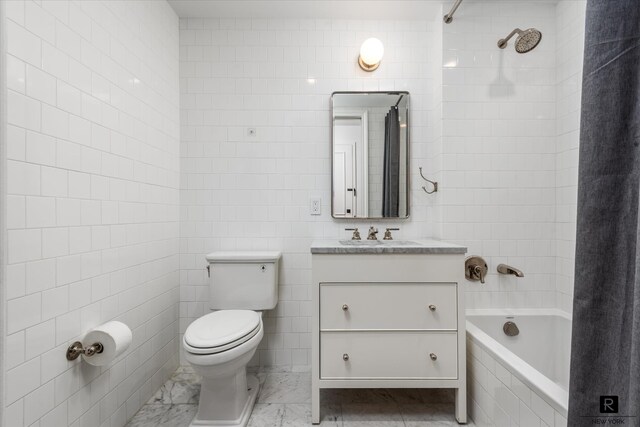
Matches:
[[184, 310, 262, 355]]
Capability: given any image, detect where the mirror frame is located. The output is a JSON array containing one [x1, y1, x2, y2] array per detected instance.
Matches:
[[330, 91, 410, 220]]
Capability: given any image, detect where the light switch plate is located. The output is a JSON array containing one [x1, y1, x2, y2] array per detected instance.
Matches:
[[310, 198, 321, 215]]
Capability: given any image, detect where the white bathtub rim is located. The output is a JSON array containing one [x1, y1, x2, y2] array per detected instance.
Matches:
[[466, 308, 571, 321], [465, 308, 570, 418]]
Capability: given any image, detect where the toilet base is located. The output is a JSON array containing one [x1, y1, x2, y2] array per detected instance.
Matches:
[[189, 375, 259, 427]]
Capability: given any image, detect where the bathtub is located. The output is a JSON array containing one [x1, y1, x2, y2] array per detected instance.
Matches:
[[465, 309, 571, 427]]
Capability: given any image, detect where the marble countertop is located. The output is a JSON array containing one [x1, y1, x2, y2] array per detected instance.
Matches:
[[310, 239, 467, 254]]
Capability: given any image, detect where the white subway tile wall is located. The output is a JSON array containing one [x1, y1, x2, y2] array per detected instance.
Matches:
[[4, 1, 180, 426], [442, 2, 563, 310], [555, 1, 586, 314], [178, 15, 444, 368]]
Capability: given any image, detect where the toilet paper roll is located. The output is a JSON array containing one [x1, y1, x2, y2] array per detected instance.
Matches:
[[82, 321, 132, 366]]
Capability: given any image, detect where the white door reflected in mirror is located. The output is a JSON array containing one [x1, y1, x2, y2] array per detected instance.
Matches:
[[333, 117, 365, 218]]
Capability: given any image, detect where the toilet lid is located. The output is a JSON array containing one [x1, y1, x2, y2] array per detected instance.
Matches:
[[184, 310, 261, 350]]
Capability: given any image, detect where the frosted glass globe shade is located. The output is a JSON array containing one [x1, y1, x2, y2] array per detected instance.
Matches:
[[359, 38, 384, 69]]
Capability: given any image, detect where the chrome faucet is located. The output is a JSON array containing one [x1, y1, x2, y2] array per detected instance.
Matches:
[[367, 226, 378, 240], [497, 264, 524, 277]]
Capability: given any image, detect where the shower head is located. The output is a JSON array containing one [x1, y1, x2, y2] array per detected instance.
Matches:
[[498, 28, 542, 53]]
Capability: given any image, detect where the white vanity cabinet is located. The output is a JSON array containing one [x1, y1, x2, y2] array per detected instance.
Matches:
[[310, 241, 467, 424]]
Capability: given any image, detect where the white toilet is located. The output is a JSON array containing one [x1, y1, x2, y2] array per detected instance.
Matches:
[[183, 251, 281, 427]]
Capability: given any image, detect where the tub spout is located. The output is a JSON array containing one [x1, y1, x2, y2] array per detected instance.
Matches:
[[497, 264, 524, 277]]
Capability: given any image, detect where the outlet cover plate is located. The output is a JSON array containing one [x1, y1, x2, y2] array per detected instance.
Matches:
[[310, 198, 321, 215]]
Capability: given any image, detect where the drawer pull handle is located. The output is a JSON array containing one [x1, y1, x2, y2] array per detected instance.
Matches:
[[430, 353, 438, 361], [342, 304, 349, 311], [429, 304, 437, 311], [343, 353, 349, 361]]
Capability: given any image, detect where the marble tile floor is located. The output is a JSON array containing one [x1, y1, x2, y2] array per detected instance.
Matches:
[[126, 367, 474, 427]]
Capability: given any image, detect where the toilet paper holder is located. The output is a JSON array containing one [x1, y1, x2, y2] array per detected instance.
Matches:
[[66, 341, 104, 361]]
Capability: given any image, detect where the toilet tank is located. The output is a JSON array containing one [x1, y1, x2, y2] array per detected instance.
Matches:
[[206, 251, 281, 310]]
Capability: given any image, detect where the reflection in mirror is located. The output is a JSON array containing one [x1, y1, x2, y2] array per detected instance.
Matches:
[[331, 92, 409, 219]]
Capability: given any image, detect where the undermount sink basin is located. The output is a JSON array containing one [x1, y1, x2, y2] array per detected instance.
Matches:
[[339, 240, 419, 246]]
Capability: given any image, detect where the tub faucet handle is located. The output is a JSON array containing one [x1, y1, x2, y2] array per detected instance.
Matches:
[[473, 265, 485, 283], [465, 256, 488, 284]]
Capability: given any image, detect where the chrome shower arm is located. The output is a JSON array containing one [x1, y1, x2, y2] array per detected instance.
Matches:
[[498, 28, 523, 48], [443, 0, 463, 24]]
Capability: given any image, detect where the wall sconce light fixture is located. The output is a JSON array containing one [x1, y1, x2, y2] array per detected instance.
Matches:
[[358, 38, 384, 72]]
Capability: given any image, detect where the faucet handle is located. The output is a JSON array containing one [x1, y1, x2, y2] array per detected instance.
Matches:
[[473, 265, 485, 284], [465, 256, 488, 284], [383, 228, 400, 240], [345, 228, 361, 240]]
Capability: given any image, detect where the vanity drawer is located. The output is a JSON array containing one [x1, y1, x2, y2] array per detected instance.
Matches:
[[320, 283, 457, 330], [320, 331, 457, 379]]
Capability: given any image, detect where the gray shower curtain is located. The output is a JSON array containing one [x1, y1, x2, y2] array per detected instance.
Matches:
[[569, 0, 640, 424], [382, 107, 400, 217]]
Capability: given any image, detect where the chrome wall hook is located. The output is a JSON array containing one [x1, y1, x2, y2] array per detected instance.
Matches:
[[419, 167, 438, 194]]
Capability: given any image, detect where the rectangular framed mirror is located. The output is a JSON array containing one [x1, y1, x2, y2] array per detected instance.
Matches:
[[331, 91, 409, 219]]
